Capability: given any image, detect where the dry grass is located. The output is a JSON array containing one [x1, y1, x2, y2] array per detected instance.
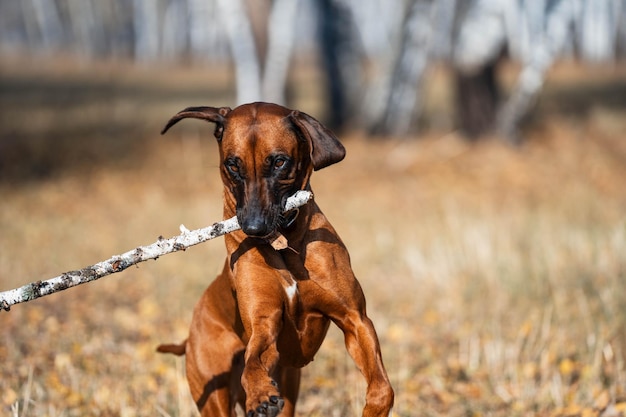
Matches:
[[1, 58, 626, 416]]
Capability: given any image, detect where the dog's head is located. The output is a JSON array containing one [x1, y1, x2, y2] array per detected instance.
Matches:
[[161, 102, 345, 239]]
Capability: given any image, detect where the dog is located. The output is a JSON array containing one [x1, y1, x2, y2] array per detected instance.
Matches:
[[158, 102, 394, 417]]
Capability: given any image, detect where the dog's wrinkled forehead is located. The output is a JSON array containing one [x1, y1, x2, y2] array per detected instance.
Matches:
[[221, 103, 299, 157]]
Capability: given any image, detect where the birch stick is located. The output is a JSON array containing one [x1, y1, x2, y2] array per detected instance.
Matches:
[[0, 190, 312, 312]]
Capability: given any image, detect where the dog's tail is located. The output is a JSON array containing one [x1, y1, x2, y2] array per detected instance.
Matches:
[[156, 339, 187, 356]]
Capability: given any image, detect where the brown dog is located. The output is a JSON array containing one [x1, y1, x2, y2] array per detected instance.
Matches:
[[158, 102, 394, 417]]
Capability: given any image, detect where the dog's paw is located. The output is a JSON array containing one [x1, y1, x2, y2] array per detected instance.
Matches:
[[246, 396, 284, 417]]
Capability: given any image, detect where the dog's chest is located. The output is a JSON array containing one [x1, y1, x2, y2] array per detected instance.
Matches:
[[278, 282, 331, 367]]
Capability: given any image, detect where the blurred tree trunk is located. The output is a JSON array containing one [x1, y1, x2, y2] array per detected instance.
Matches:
[[132, 0, 160, 62], [578, 0, 622, 62], [262, 0, 301, 105], [26, 0, 63, 51], [454, 57, 500, 139], [162, 0, 189, 59], [189, 0, 229, 61], [369, 0, 434, 137], [316, 0, 362, 131], [66, 0, 100, 58], [451, 0, 506, 140], [217, 0, 262, 104]]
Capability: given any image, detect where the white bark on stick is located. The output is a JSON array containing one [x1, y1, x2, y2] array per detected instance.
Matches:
[[0, 190, 313, 312]]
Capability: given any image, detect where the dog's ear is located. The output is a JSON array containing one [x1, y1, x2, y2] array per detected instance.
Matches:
[[161, 106, 232, 140], [289, 110, 346, 171]]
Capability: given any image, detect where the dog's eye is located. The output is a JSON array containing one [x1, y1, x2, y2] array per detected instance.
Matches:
[[272, 156, 289, 171], [225, 159, 242, 178]]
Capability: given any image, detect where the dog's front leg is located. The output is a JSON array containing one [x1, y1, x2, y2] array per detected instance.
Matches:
[[306, 240, 395, 416], [334, 310, 395, 417], [241, 309, 285, 417], [233, 260, 287, 417]]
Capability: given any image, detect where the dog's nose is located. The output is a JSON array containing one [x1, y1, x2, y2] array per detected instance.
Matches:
[[241, 217, 269, 237]]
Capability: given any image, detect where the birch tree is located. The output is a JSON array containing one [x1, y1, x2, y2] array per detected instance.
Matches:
[[262, 0, 301, 105], [133, 0, 161, 62], [369, 0, 435, 136], [217, 0, 262, 104], [26, 0, 64, 51]]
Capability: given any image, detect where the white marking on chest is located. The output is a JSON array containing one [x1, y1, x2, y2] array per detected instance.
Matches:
[[285, 280, 298, 303]]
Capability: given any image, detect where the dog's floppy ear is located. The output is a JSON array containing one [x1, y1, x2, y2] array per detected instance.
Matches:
[[289, 110, 346, 171], [161, 106, 232, 140]]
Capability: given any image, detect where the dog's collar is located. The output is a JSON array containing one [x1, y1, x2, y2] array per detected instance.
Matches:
[[269, 209, 299, 251], [280, 208, 300, 230], [268, 193, 309, 251], [280, 187, 311, 230]]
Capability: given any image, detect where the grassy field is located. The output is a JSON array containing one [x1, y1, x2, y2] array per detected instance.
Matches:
[[1, 57, 625, 417]]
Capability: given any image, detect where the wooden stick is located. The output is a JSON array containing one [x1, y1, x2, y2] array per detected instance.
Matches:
[[0, 190, 312, 312]]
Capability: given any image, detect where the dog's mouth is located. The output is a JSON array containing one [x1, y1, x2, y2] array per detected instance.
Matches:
[[238, 203, 299, 240], [237, 207, 280, 239]]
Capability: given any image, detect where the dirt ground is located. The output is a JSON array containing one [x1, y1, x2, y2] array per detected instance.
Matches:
[[1, 56, 626, 417]]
